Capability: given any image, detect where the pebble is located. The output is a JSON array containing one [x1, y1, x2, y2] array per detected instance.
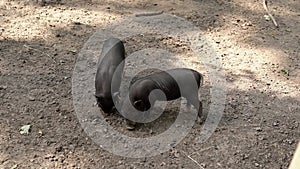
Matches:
[[0, 85, 7, 90], [55, 146, 63, 152], [273, 120, 280, 126], [174, 152, 180, 158], [254, 127, 262, 132], [160, 162, 166, 166], [28, 96, 35, 101], [44, 154, 55, 159]]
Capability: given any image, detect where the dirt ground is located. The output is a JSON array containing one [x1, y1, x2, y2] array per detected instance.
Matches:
[[0, 0, 299, 168]]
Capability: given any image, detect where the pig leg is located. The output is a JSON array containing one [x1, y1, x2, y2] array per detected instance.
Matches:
[[186, 101, 192, 113], [198, 101, 203, 118], [112, 92, 121, 106], [196, 100, 204, 124], [186, 100, 202, 116], [187, 96, 204, 124]]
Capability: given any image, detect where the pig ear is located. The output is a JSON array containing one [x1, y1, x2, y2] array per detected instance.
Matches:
[[133, 100, 143, 107]]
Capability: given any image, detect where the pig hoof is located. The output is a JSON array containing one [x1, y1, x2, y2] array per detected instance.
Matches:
[[197, 117, 205, 124]]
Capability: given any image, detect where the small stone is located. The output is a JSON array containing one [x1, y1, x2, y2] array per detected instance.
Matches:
[[69, 49, 77, 54], [28, 96, 35, 101], [0, 86, 7, 90], [126, 125, 135, 130], [45, 154, 55, 159], [126, 121, 136, 130], [55, 146, 63, 152], [273, 121, 280, 126], [242, 154, 249, 160], [258, 136, 266, 141], [254, 163, 259, 167], [287, 139, 294, 145], [160, 162, 166, 166], [73, 22, 81, 25], [254, 127, 262, 132]]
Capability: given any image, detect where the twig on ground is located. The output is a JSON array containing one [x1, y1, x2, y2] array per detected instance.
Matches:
[[263, 0, 278, 27], [23, 44, 57, 63], [135, 11, 164, 17], [259, 117, 264, 127], [191, 146, 214, 156], [181, 150, 205, 169]]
